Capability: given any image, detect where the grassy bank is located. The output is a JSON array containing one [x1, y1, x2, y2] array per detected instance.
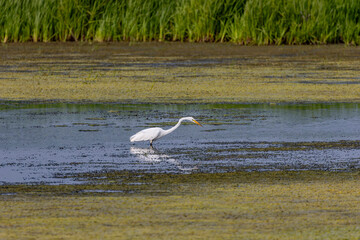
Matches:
[[0, 0, 359, 44], [1, 171, 359, 239]]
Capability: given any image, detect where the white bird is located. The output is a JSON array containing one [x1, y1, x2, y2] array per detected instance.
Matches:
[[130, 117, 202, 146]]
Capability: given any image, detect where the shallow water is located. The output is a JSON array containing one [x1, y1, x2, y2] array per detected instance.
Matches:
[[0, 102, 359, 185]]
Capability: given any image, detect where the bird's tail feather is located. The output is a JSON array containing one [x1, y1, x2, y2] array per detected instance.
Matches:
[[130, 135, 136, 142]]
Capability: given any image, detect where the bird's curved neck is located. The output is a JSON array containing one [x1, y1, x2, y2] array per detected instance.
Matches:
[[163, 118, 184, 136]]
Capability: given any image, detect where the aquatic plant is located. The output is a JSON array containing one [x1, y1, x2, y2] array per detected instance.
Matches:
[[1, 171, 360, 239], [1, 43, 360, 103], [0, 0, 359, 44]]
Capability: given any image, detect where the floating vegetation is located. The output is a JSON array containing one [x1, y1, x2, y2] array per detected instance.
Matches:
[[1, 43, 360, 103], [0, 171, 359, 239], [73, 123, 90, 126]]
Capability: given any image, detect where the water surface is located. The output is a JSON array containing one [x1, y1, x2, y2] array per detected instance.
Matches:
[[0, 102, 359, 184]]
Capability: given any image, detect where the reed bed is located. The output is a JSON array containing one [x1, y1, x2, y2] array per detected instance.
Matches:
[[0, 0, 359, 44]]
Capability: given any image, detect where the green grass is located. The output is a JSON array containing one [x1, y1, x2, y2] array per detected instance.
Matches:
[[0, 0, 359, 44]]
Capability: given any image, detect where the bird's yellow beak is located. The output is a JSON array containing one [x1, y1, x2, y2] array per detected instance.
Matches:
[[193, 119, 203, 127]]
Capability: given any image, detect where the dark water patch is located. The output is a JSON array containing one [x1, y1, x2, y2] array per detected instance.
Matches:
[[0, 69, 34, 73], [263, 73, 317, 79], [25, 58, 232, 71], [206, 140, 360, 152], [201, 128, 226, 132], [298, 80, 360, 85]]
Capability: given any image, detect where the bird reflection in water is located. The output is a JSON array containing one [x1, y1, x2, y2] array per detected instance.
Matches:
[[130, 147, 198, 172]]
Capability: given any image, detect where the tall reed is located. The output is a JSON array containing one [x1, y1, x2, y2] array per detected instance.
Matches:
[[0, 0, 359, 44]]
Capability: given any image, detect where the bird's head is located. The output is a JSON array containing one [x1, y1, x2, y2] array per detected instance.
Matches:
[[183, 117, 202, 127]]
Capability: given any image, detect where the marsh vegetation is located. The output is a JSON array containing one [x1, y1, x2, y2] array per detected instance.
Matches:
[[1, 171, 359, 239], [1, 0, 359, 44], [1, 43, 360, 103]]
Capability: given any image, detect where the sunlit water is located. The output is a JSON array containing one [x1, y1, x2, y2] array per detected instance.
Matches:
[[0, 103, 359, 184]]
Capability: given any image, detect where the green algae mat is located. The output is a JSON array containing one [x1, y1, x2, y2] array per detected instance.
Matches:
[[1, 171, 360, 240], [1, 43, 360, 103]]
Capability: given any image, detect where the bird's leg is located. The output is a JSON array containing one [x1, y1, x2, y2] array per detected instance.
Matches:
[[150, 140, 153, 147]]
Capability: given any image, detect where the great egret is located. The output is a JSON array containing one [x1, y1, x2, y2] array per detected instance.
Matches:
[[130, 117, 202, 146]]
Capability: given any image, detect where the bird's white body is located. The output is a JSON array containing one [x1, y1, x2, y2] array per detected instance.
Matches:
[[130, 127, 165, 143], [130, 117, 202, 146]]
